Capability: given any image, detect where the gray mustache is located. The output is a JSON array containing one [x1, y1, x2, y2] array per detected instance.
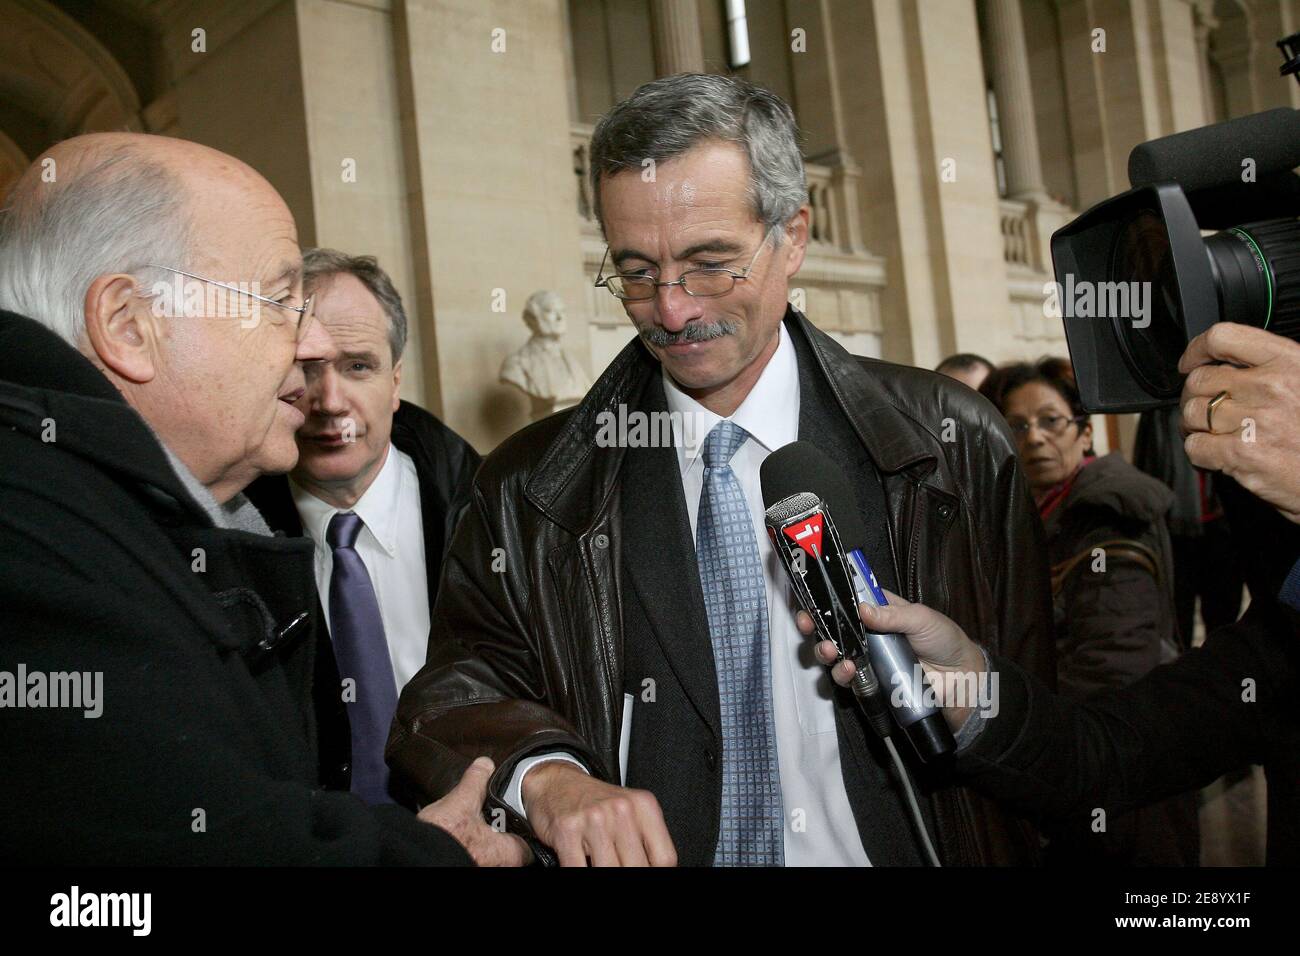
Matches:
[[638, 320, 738, 348]]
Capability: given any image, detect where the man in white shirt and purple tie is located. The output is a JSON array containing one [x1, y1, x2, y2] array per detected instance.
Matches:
[[249, 249, 480, 805]]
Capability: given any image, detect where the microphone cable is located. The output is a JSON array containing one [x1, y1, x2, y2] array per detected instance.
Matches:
[[844, 654, 942, 867], [812, 544, 943, 867]]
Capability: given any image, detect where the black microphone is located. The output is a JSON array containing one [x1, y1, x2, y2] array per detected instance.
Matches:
[[1126, 108, 1300, 226], [763, 488, 895, 742], [760, 442, 955, 763], [1127, 107, 1300, 193]]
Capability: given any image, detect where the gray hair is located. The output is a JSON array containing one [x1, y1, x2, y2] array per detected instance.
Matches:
[[0, 148, 192, 347], [588, 73, 807, 236], [301, 248, 408, 363]]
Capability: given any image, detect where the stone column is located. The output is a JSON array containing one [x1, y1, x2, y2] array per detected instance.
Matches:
[[830, 0, 1013, 367], [392, 0, 591, 450], [651, 0, 705, 75], [1193, 1, 1220, 121], [983, 0, 1049, 200]]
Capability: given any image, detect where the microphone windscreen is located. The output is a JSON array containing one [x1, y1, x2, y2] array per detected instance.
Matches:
[[1183, 172, 1300, 229], [1128, 108, 1300, 192], [760, 442, 869, 549], [764, 491, 820, 526]]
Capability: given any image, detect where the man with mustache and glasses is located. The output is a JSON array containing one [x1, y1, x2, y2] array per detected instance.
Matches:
[[248, 249, 480, 809], [389, 74, 1055, 866]]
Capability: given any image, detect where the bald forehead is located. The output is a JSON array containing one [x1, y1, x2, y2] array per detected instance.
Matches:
[[143, 142, 300, 283], [30, 132, 255, 192], [15, 132, 290, 231], [3, 131, 305, 334]]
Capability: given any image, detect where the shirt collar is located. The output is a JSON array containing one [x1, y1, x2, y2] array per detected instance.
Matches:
[[290, 443, 403, 556], [661, 322, 800, 475]]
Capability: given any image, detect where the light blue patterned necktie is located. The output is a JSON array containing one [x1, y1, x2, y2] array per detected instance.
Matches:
[[696, 420, 785, 865]]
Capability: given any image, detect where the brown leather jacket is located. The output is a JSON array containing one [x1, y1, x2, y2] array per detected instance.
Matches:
[[389, 309, 1056, 864]]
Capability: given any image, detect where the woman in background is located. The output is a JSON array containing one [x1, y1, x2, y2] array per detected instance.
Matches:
[[981, 357, 1199, 866]]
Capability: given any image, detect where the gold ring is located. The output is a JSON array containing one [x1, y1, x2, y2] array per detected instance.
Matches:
[[1206, 390, 1230, 434]]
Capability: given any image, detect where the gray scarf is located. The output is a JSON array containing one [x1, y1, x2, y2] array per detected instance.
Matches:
[[160, 445, 273, 536]]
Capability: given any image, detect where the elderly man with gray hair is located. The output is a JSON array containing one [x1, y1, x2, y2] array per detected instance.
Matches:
[[0, 133, 523, 865], [390, 74, 1055, 866]]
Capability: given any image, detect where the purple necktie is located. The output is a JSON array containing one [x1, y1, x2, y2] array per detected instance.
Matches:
[[327, 512, 398, 805]]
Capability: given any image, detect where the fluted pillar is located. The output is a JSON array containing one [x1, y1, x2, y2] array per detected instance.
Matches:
[[1192, 0, 1219, 123], [983, 0, 1048, 200], [651, 0, 705, 76]]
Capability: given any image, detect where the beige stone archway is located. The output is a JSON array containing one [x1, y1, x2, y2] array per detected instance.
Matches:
[[1203, 0, 1300, 121], [0, 0, 143, 156]]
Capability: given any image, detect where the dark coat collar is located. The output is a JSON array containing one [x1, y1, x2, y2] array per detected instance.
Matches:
[[0, 310, 210, 526], [1057, 451, 1175, 525], [523, 307, 939, 535], [0, 309, 317, 659]]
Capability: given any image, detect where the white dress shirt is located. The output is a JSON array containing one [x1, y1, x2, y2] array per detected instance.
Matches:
[[510, 324, 872, 865], [661, 322, 871, 866], [292, 444, 430, 692]]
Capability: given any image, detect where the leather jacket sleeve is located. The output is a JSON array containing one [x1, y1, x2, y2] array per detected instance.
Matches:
[[386, 462, 604, 819]]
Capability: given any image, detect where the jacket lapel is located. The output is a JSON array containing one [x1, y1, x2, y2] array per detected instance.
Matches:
[[619, 375, 722, 739], [792, 327, 904, 596], [390, 399, 483, 603], [244, 474, 305, 536]]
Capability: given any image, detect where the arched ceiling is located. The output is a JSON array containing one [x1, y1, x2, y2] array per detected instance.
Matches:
[[0, 0, 144, 165]]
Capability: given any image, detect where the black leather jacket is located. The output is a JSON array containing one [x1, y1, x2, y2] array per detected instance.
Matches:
[[389, 309, 1056, 864]]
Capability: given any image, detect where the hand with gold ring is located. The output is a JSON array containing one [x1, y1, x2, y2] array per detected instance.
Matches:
[[1179, 323, 1300, 524], [1205, 390, 1230, 434]]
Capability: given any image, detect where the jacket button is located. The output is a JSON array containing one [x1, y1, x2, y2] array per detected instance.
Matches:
[[593, 533, 610, 549], [703, 747, 716, 771], [937, 504, 954, 520]]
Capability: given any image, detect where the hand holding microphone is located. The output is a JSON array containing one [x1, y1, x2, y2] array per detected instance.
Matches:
[[760, 442, 960, 762], [760, 443, 969, 865], [794, 595, 988, 734]]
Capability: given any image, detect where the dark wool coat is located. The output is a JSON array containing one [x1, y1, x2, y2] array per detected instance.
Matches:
[[0, 310, 469, 865]]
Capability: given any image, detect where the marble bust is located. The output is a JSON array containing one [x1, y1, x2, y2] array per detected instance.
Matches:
[[500, 290, 591, 419]]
